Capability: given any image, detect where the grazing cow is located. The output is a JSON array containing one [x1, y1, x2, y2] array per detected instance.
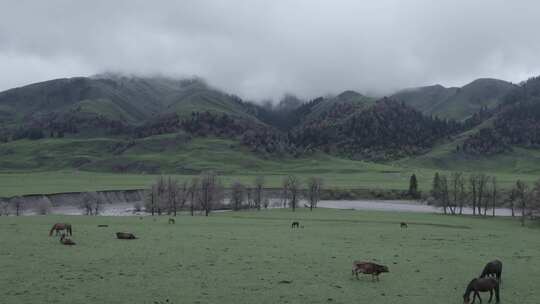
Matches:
[[291, 221, 300, 228], [480, 260, 502, 283], [116, 232, 137, 239], [168, 218, 175, 224], [463, 277, 500, 304], [49, 223, 72, 236], [59, 233, 76, 245], [400, 222, 408, 229], [352, 261, 389, 281]]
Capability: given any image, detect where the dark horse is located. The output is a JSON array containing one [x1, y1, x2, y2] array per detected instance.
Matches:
[[480, 260, 502, 283], [116, 232, 137, 239], [400, 222, 408, 229], [351, 261, 389, 281], [463, 278, 500, 304], [291, 221, 300, 228], [49, 223, 72, 236]]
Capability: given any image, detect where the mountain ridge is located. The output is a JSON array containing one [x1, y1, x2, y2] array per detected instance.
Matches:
[[1, 74, 538, 174]]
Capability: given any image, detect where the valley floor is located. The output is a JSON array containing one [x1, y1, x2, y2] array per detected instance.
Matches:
[[1, 209, 539, 304], [1, 168, 538, 198], [1, 137, 540, 197]]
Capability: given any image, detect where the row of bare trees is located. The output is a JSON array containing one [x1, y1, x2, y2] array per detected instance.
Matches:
[[79, 192, 104, 215], [145, 171, 224, 216], [230, 176, 268, 211], [144, 173, 324, 215], [430, 172, 540, 225], [230, 175, 323, 212], [280, 175, 323, 211], [0, 197, 53, 216], [509, 179, 540, 226], [431, 172, 497, 216]]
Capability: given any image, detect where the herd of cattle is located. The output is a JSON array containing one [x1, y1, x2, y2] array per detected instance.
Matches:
[[48, 220, 503, 303]]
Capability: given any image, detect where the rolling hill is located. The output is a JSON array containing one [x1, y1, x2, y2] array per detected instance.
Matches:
[[0, 74, 262, 136], [391, 78, 517, 120]]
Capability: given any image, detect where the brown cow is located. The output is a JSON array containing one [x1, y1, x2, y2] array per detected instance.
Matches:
[[352, 261, 389, 281], [116, 232, 137, 239], [49, 223, 72, 236]]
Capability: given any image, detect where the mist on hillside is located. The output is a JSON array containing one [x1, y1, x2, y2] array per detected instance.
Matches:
[[1, 1, 540, 102]]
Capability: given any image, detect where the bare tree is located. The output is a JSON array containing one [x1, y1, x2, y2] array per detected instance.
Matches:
[[490, 177, 498, 217], [166, 176, 176, 215], [80, 192, 103, 216], [280, 178, 290, 208], [178, 181, 188, 213], [448, 172, 467, 215], [532, 179, 540, 219], [253, 176, 265, 210], [515, 180, 529, 226], [188, 177, 199, 216], [477, 174, 489, 216], [230, 181, 245, 211], [144, 185, 157, 216], [507, 188, 517, 217], [246, 188, 253, 209], [12, 196, 25, 216], [94, 193, 104, 215], [458, 173, 467, 215], [263, 197, 270, 209], [431, 173, 443, 213], [469, 175, 478, 215], [80, 193, 94, 215], [449, 172, 459, 215], [35, 198, 52, 215], [306, 177, 323, 211], [283, 175, 300, 212], [431, 173, 449, 214], [166, 177, 186, 216], [0, 199, 10, 216], [440, 175, 450, 214], [156, 176, 167, 215], [198, 171, 223, 216]]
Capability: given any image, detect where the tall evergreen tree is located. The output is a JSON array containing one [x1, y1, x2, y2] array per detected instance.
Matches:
[[408, 174, 419, 198]]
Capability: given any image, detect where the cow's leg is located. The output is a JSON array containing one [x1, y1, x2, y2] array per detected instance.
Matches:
[[488, 290, 493, 303]]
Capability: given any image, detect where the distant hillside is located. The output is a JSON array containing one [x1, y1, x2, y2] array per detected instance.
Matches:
[[2, 74, 540, 173], [460, 76, 540, 155], [0, 75, 261, 136], [392, 78, 517, 120], [291, 97, 462, 160]]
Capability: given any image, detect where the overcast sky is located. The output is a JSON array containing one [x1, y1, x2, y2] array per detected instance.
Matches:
[[1, 0, 540, 100]]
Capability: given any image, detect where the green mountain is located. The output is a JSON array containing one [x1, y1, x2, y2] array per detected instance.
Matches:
[[0, 75, 260, 135], [392, 78, 517, 120], [1, 74, 540, 176]]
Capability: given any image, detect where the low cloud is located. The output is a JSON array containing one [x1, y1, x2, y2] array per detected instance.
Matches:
[[1, 0, 540, 100]]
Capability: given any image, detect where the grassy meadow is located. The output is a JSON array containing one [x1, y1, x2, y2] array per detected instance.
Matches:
[[1, 137, 540, 197], [1, 209, 539, 304]]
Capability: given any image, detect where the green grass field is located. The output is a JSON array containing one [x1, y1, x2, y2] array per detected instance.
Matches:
[[1, 209, 539, 304], [1, 136, 539, 197]]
